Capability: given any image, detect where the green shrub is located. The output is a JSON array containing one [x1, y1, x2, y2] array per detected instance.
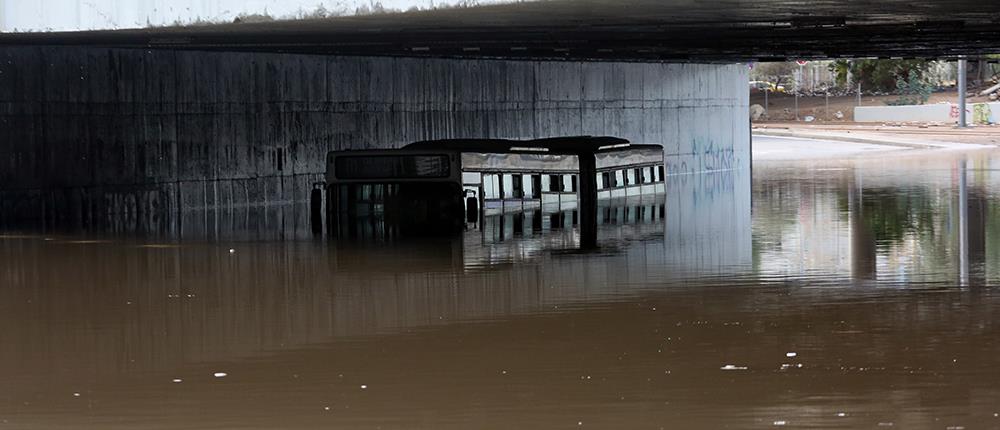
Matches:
[[885, 71, 933, 106]]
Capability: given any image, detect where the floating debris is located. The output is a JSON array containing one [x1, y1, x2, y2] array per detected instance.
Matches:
[[786, 352, 798, 358], [172, 379, 183, 383], [360, 385, 368, 389], [773, 420, 787, 426], [720, 365, 749, 371], [214, 372, 228, 378]]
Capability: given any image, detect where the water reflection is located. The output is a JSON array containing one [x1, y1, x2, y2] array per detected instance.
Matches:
[[5, 153, 1000, 428], [753, 150, 994, 286]]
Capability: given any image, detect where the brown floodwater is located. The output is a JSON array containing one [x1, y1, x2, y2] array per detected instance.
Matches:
[[4, 150, 1000, 429]]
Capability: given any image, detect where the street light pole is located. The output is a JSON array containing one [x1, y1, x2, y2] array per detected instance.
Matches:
[[958, 57, 968, 128], [796, 64, 803, 121]]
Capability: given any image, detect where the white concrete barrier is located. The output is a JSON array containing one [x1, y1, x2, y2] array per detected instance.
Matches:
[[855, 103, 1000, 124]]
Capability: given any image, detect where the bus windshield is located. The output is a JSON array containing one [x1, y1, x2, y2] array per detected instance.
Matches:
[[330, 182, 464, 239]]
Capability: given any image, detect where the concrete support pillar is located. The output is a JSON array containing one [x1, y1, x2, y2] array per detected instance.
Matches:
[[0, 47, 749, 236]]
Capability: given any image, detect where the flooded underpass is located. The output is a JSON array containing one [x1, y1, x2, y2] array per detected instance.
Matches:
[[6, 149, 1000, 429]]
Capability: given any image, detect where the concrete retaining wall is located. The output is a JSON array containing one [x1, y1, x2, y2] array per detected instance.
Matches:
[[0, 47, 748, 236], [855, 102, 1000, 124]]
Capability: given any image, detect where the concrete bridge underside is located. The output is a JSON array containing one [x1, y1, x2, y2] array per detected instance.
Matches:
[[4, 0, 1000, 60]]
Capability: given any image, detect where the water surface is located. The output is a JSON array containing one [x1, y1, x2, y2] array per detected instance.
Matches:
[[3, 149, 1000, 429]]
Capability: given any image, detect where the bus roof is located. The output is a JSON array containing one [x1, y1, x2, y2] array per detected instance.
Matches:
[[402, 136, 661, 155]]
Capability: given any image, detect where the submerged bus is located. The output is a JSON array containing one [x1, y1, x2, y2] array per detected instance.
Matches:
[[325, 136, 665, 238]]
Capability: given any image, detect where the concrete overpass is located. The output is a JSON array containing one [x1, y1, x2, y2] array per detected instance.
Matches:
[[0, 0, 997, 234], [4, 0, 1000, 60]]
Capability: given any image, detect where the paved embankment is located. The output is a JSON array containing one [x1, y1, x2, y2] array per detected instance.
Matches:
[[754, 123, 999, 149]]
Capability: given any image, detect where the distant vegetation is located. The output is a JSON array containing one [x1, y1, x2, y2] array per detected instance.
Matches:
[[830, 59, 933, 93], [884, 70, 934, 106]]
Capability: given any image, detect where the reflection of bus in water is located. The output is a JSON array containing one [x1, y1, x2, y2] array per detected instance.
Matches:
[[325, 137, 665, 239]]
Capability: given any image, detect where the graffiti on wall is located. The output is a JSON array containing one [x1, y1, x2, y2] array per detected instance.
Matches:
[[949, 103, 994, 125]]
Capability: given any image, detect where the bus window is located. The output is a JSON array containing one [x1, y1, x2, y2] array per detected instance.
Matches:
[[523, 174, 534, 198], [541, 175, 551, 192], [484, 174, 501, 199], [602, 172, 612, 189], [503, 174, 514, 199], [596, 173, 604, 190], [462, 172, 481, 185], [511, 174, 524, 198], [615, 170, 624, 188], [550, 175, 563, 193], [626, 169, 636, 186], [531, 175, 542, 198], [657, 165, 665, 182], [642, 167, 653, 184], [564, 174, 575, 193]]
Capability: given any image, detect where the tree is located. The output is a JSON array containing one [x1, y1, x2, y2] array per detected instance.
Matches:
[[829, 59, 934, 92], [886, 71, 934, 106]]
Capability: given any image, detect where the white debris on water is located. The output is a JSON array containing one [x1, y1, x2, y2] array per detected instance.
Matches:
[[229, 249, 236, 254], [72, 392, 81, 397], [773, 420, 787, 426], [836, 412, 846, 417], [214, 372, 228, 378], [786, 352, 797, 358], [720, 365, 749, 371], [877, 423, 894, 427], [360, 385, 368, 389], [172, 379, 183, 383]]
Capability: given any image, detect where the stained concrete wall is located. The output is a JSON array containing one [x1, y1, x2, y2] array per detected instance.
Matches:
[[0, 46, 749, 236]]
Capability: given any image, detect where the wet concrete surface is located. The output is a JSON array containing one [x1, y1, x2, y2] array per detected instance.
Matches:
[[3, 149, 1000, 429], [753, 135, 906, 160]]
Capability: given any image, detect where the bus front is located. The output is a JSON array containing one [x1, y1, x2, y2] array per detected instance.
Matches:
[[326, 150, 464, 239]]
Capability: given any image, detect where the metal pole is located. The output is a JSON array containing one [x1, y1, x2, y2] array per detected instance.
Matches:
[[764, 87, 768, 114], [857, 82, 862, 106], [796, 65, 803, 121], [825, 92, 830, 118], [958, 57, 968, 128]]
